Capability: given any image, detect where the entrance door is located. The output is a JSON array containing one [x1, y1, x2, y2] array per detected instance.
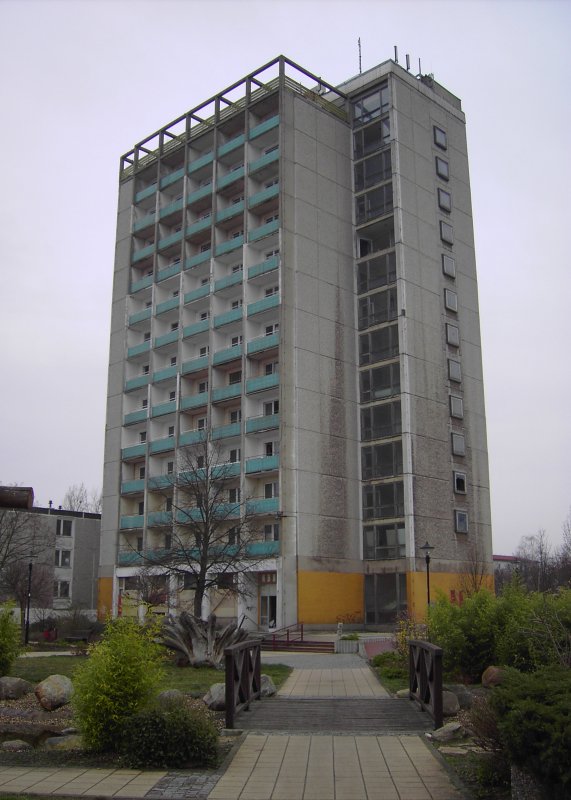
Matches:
[[260, 594, 277, 629]]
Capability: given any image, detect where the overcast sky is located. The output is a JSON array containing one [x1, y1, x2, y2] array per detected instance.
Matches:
[[0, 0, 569, 554]]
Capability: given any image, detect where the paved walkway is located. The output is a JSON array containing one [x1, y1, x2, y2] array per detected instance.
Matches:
[[277, 668, 388, 698]]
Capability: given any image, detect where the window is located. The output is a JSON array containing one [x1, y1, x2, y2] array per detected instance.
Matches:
[[138, 501, 145, 515], [360, 401, 402, 440], [198, 380, 208, 393], [53, 580, 70, 599], [265, 178, 279, 188], [435, 156, 449, 181], [139, 431, 147, 443], [137, 536, 143, 551], [440, 221, 454, 245], [200, 242, 211, 252], [167, 461, 174, 475], [360, 362, 400, 402], [183, 573, 197, 590], [438, 188, 452, 212], [146, 300, 152, 308], [229, 370, 242, 385], [228, 527, 239, 545], [200, 276, 209, 285], [355, 183, 393, 224], [353, 83, 389, 126], [231, 263, 243, 273], [172, 289, 179, 298], [357, 252, 396, 294], [446, 323, 460, 347], [142, 364, 150, 375], [231, 299, 243, 309], [455, 510, 468, 534], [265, 249, 279, 260], [139, 465, 146, 479], [450, 395, 464, 419], [144, 331, 151, 342], [362, 481, 404, 519], [358, 287, 398, 329], [359, 324, 399, 365], [231, 228, 244, 239], [170, 356, 177, 366], [265, 214, 279, 224], [264, 523, 280, 541], [197, 455, 205, 468], [229, 448, 240, 463], [171, 321, 179, 331], [142, 398, 148, 409], [164, 533, 172, 549], [354, 133, 391, 172], [200, 311, 210, 321], [231, 335, 243, 346], [363, 523, 405, 560], [264, 144, 278, 155], [264, 482, 279, 498], [361, 442, 403, 479], [229, 487, 241, 503], [168, 425, 175, 438], [199, 345, 209, 357], [434, 125, 447, 150], [264, 361, 279, 376], [444, 289, 458, 312], [164, 497, 173, 513], [169, 390, 176, 401], [448, 359, 462, 382], [265, 323, 279, 336], [265, 441, 279, 456], [230, 408, 242, 423], [453, 471, 467, 494], [442, 254, 456, 278], [265, 286, 279, 297], [197, 417, 206, 430], [231, 195, 244, 205], [217, 573, 235, 589], [56, 519, 72, 537], [54, 550, 71, 567], [451, 432, 466, 456], [264, 400, 279, 415]]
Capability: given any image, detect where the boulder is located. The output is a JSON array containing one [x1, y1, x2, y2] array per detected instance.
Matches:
[[35, 675, 73, 711], [395, 689, 410, 699], [157, 689, 184, 709], [44, 734, 83, 751], [1, 739, 33, 751], [260, 674, 276, 697], [481, 666, 505, 688], [442, 690, 460, 716], [443, 683, 474, 709], [427, 721, 466, 742], [203, 682, 226, 711], [0, 677, 34, 700]]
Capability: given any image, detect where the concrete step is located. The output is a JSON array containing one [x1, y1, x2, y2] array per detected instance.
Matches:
[[261, 639, 335, 654]]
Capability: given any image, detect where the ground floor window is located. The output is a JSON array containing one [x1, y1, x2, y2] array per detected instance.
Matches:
[[364, 573, 406, 624]]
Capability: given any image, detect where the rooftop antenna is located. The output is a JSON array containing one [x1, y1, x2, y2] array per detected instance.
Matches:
[[394, 45, 399, 64], [406, 54, 411, 71], [358, 38, 362, 74], [418, 58, 422, 76]]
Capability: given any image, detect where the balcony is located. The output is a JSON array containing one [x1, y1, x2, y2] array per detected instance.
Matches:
[[159, 197, 183, 220], [214, 272, 243, 293], [217, 166, 245, 190], [156, 296, 180, 316], [248, 184, 279, 209], [181, 393, 208, 411], [246, 497, 279, 515], [213, 461, 241, 478], [120, 515, 144, 530], [182, 356, 209, 375], [124, 408, 148, 426], [157, 262, 181, 282], [121, 479, 145, 495], [155, 330, 179, 348], [148, 474, 174, 491], [149, 436, 176, 454], [158, 230, 183, 251], [246, 373, 279, 394], [147, 511, 172, 527], [127, 341, 151, 359], [187, 183, 212, 206], [188, 151, 214, 175], [160, 166, 185, 189], [152, 365, 178, 383], [185, 250, 211, 270], [248, 219, 279, 242], [213, 307, 243, 328], [133, 212, 156, 233], [211, 422, 241, 440], [245, 413, 279, 434], [131, 274, 154, 293], [218, 133, 245, 158], [125, 375, 150, 392], [246, 540, 280, 557], [183, 320, 209, 339], [132, 244, 154, 263], [211, 384, 242, 403], [117, 549, 144, 566], [249, 114, 279, 140], [216, 201, 244, 225], [184, 284, 210, 304], [135, 184, 157, 203], [247, 294, 280, 317], [215, 235, 243, 257], [186, 216, 212, 238], [247, 332, 279, 356], [129, 307, 152, 326], [151, 400, 176, 418], [248, 255, 279, 280], [179, 429, 207, 446], [122, 443, 147, 460], [245, 455, 279, 474], [249, 149, 279, 175], [213, 344, 242, 366]]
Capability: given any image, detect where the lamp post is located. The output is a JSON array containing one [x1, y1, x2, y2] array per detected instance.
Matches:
[[419, 541, 434, 609], [24, 560, 33, 645]]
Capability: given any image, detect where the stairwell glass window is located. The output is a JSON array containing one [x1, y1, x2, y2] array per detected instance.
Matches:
[[452, 432, 466, 456], [450, 395, 464, 419], [455, 510, 468, 534], [446, 324, 460, 347], [434, 126, 448, 150], [448, 359, 462, 382], [435, 156, 449, 181], [357, 252, 396, 294], [354, 150, 392, 191], [442, 254, 456, 278], [353, 119, 391, 160], [440, 221, 454, 245], [356, 184, 393, 224], [453, 471, 467, 494], [353, 83, 389, 126], [438, 188, 452, 213], [444, 289, 458, 312]]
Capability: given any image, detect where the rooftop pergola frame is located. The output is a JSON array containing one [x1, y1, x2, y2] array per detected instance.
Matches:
[[120, 55, 348, 180]]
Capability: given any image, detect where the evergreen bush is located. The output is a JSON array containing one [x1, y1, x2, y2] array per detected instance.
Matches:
[[0, 606, 21, 675]]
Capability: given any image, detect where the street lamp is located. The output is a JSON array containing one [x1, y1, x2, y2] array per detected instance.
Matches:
[[419, 541, 434, 609], [24, 560, 33, 645]]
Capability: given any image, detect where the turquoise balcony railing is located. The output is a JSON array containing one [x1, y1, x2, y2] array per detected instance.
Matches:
[[211, 422, 241, 440], [155, 330, 179, 348], [187, 183, 212, 205], [212, 384, 242, 403], [246, 373, 279, 394], [149, 436, 176, 454], [185, 250, 211, 269], [156, 296, 180, 316], [186, 216, 212, 237], [120, 515, 144, 530], [117, 550, 143, 565], [248, 184, 279, 209], [121, 443, 147, 460], [125, 375, 150, 392], [157, 262, 181, 282], [245, 413, 279, 434], [152, 365, 178, 383], [132, 244, 154, 263], [176, 507, 204, 523], [181, 393, 208, 411], [249, 114, 279, 140], [181, 356, 209, 374], [129, 307, 152, 326], [160, 166, 185, 189], [131, 274, 154, 293], [249, 149, 279, 175], [217, 166, 245, 190], [147, 511, 172, 527], [133, 212, 156, 233], [218, 133, 245, 157], [158, 230, 183, 251], [216, 201, 244, 224], [248, 255, 279, 280], [121, 479, 145, 495], [215, 236, 243, 257], [148, 474, 174, 491], [247, 332, 279, 355], [247, 294, 280, 317], [151, 400, 176, 418], [124, 408, 148, 426], [245, 455, 279, 474], [213, 461, 241, 478], [128, 341, 151, 358], [246, 540, 280, 557], [248, 219, 279, 242], [184, 284, 210, 304], [213, 307, 242, 328], [213, 344, 242, 366], [188, 151, 213, 175], [246, 497, 279, 515], [135, 184, 157, 203], [183, 319, 209, 339], [179, 429, 207, 446], [159, 197, 183, 219], [214, 272, 243, 292]]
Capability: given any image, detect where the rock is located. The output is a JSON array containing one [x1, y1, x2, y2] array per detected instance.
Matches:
[[157, 689, 184, 709], [481, 666, 505, 688], [0, 677, 34, 700], [442, 690, 460, 716], [35, 675, 73, 710], [61, 727, 79, 735], [203, 683, 226, 711], [44, 734, 83, 751], [2, 739, 33, 751], [439, 746, 471, 757], [396, 689, 410, 699], [443, 683, 474, 709], [428, 721, 465, 742], [260, 674, 276, 697]]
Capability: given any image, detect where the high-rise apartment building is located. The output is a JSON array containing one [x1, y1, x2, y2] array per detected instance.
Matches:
[[99, 56, 492, 627]]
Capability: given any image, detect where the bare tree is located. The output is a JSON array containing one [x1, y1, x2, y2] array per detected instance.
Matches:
[[0, 561, 53, 633], [459, 541, 491, 596], [515, 530, 555, 592], [0, 509, 49, 574], [62, 483, 101, 514]]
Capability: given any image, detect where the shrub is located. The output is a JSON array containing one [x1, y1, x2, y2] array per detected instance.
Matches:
[[491, 666, 571, 797], [394, 612, 427, 659], [72, 617, 164, 752], [340, 633, 359, 641], [458, 695, 510, 785], [121, 702, 218, 768], [372, 651, 408, 685], [0, 605, 21, 675]]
